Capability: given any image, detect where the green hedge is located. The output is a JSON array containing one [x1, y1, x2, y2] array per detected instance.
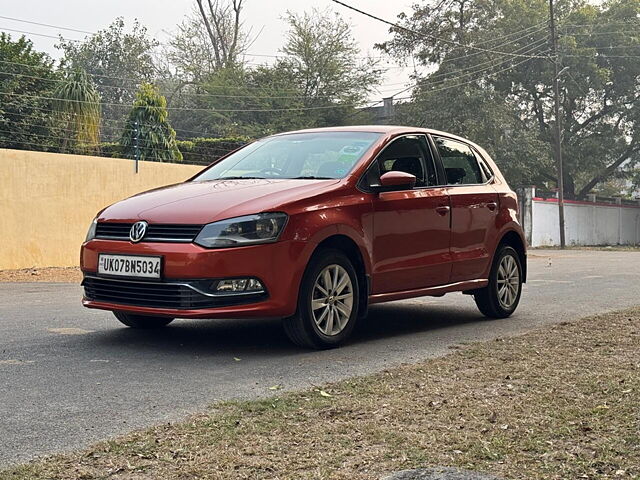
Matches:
[[176, 136, 250, 165], [99, 142, 121, 158], [97, 136, 251, 165]]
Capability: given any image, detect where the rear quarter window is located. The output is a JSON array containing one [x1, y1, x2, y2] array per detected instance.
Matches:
[[434, 137, 484, 185]]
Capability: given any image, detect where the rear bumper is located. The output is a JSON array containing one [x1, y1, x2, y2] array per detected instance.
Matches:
[[80, 239, 308, 319]]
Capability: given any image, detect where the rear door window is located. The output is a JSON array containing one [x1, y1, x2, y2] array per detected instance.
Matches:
[[434, 137, 484, 185]]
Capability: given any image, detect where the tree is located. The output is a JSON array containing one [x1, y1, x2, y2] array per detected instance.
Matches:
[[393, 86, 550, 188], [120, 83, 182, 162], [169, 1, 253, 82], [195, 0, 250, 71], [163, 1, 256, 138], [380, 0, 640, 198], [165, 8, 382, 139], [52, 69, 101, 152], [279, 8, 382, 126], [0, 33, 59, 151], [167, 10, 221, 83], [57, 18, 159, 141]]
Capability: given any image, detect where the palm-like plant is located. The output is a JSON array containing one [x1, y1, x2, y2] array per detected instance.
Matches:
[[119, 83, 182, 162], [52, 69, 101, 152]]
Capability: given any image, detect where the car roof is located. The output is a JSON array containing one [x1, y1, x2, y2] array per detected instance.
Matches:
[[272, 125, 479, 147]]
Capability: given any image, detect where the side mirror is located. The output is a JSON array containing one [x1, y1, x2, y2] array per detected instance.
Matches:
[[374, 171, 416, 192]]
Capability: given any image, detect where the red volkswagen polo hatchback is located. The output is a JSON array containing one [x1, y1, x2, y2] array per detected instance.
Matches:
[[81, 126, 526, 348]]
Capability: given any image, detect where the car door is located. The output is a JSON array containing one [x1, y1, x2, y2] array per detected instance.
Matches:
[[362, 134, 452, 294], [431, 135, 499, 283]]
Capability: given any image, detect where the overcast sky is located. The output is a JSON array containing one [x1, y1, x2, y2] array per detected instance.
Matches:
[[1, 0, 418, 102]]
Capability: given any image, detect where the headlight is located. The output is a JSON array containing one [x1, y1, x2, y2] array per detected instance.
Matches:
[[194, 213, 288, 248], [85, 218, 97, 242]]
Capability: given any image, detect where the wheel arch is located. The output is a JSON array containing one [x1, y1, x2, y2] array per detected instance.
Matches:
[[312, 234, 370, 318], [497, 230, 527, 282]]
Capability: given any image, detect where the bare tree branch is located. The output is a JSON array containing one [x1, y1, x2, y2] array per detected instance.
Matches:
[[577, 141, 640, 199], [196, 0, 222, 67]]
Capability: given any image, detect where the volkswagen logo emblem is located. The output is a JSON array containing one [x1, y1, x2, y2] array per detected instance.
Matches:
[[129, 221, 148, 243]]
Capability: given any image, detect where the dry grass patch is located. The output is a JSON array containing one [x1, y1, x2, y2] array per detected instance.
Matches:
[[3, 308, 639, 480], [0, 267, 81, 283]]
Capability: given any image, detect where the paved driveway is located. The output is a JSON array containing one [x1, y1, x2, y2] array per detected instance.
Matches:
[[1, 249, 639, 466]]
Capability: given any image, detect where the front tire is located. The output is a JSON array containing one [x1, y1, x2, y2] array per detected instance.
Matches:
[[113, 311, 174, 329], [283, 249, 359, 349], [474, 245, 523, 318]]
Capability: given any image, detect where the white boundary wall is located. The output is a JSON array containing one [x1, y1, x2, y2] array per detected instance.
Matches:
[[531, 197, 640, 246]]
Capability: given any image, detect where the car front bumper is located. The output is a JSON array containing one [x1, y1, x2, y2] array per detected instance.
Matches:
[[80, 239, 307, 319]]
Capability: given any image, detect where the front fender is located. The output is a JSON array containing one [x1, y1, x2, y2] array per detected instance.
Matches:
[[282, 205, 373, 304]]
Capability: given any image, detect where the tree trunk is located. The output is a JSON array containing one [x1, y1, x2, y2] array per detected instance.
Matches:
[[575, 142, 639, 199], [563, 173, 575, 200]]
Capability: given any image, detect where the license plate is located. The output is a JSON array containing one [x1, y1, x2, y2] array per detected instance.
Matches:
[[98, 254, 161, 279]]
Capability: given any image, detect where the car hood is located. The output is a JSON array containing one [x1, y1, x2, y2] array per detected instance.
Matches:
[[98, 178, 341, 224]]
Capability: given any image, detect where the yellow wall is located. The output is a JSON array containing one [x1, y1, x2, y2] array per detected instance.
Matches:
[[0, 148, 204, 269]]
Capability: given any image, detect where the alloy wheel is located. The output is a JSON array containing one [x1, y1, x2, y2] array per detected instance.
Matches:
[[496, 254, 520, 309], [311, 264, 354, 336]]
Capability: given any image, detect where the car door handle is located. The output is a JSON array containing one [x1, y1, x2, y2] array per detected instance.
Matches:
[[486, 202, 498, 211], [435, 205, 450, 216]]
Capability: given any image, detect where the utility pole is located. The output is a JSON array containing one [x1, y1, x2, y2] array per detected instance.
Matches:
[[549, 0, 566, 248], [134, 120, 139, 174]]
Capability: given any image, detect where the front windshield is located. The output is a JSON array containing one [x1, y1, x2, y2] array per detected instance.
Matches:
[[192, 131, 382, 181]]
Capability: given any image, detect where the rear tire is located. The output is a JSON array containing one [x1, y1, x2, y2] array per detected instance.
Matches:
[[113, 311, 174, 329], [283, 249, 359, 349], [474, 245, 523, 318]]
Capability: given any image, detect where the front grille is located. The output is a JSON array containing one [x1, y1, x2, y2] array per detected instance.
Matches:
[[82, 276, 266, 309], [95, 223, 203, 243]]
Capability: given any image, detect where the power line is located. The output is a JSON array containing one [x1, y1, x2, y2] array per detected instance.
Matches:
[[2, 107, 245, 140], [0, 124, 217, 157], [560, 21, 640, 28], [1, 36, 550, 126], [0, 138, 221, 165], [0, 15, 94, 35], [0, 12, 550, 61], [0, 26, 82, 42], [437, 24, 549, 65], [1, 91, 380, 112], [0, 126, 243, 161], [0, 58, 411, 95], [2, 115, 243, 152], [0, 69, 363, 101], [390, 37, 550, 97], [0, 17, 384, 61], [473, 22, 548, 46], [562, 53, 640, 58], [0, 28, 548, 102], [559, 30, 640, 36], [226, 32, 551, 102], [422, 36, 549, 84], [0, 21, 562, 99], [560, 45, 640, 50], [394, 48, 550, 99], [330, 0, 549, 59]]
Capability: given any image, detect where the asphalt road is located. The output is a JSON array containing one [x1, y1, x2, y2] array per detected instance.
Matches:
[[1, 249, 639, 466]]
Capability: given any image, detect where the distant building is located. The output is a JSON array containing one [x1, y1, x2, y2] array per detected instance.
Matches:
[[364, 97, 395, 124]]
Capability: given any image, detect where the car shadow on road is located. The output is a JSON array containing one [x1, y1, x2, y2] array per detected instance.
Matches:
[[357, 300, 486, 342], [89, 298, 489, 357]]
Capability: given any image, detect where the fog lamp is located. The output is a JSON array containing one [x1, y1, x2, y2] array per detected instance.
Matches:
[[214, 278, 264, 293]]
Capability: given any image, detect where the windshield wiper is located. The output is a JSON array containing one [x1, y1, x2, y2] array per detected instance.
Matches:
[[291, 176, 334, 180], [217, 176, 266, 180]]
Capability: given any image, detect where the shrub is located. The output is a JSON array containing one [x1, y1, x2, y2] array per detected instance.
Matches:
[[177, 136, 250, 165]]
